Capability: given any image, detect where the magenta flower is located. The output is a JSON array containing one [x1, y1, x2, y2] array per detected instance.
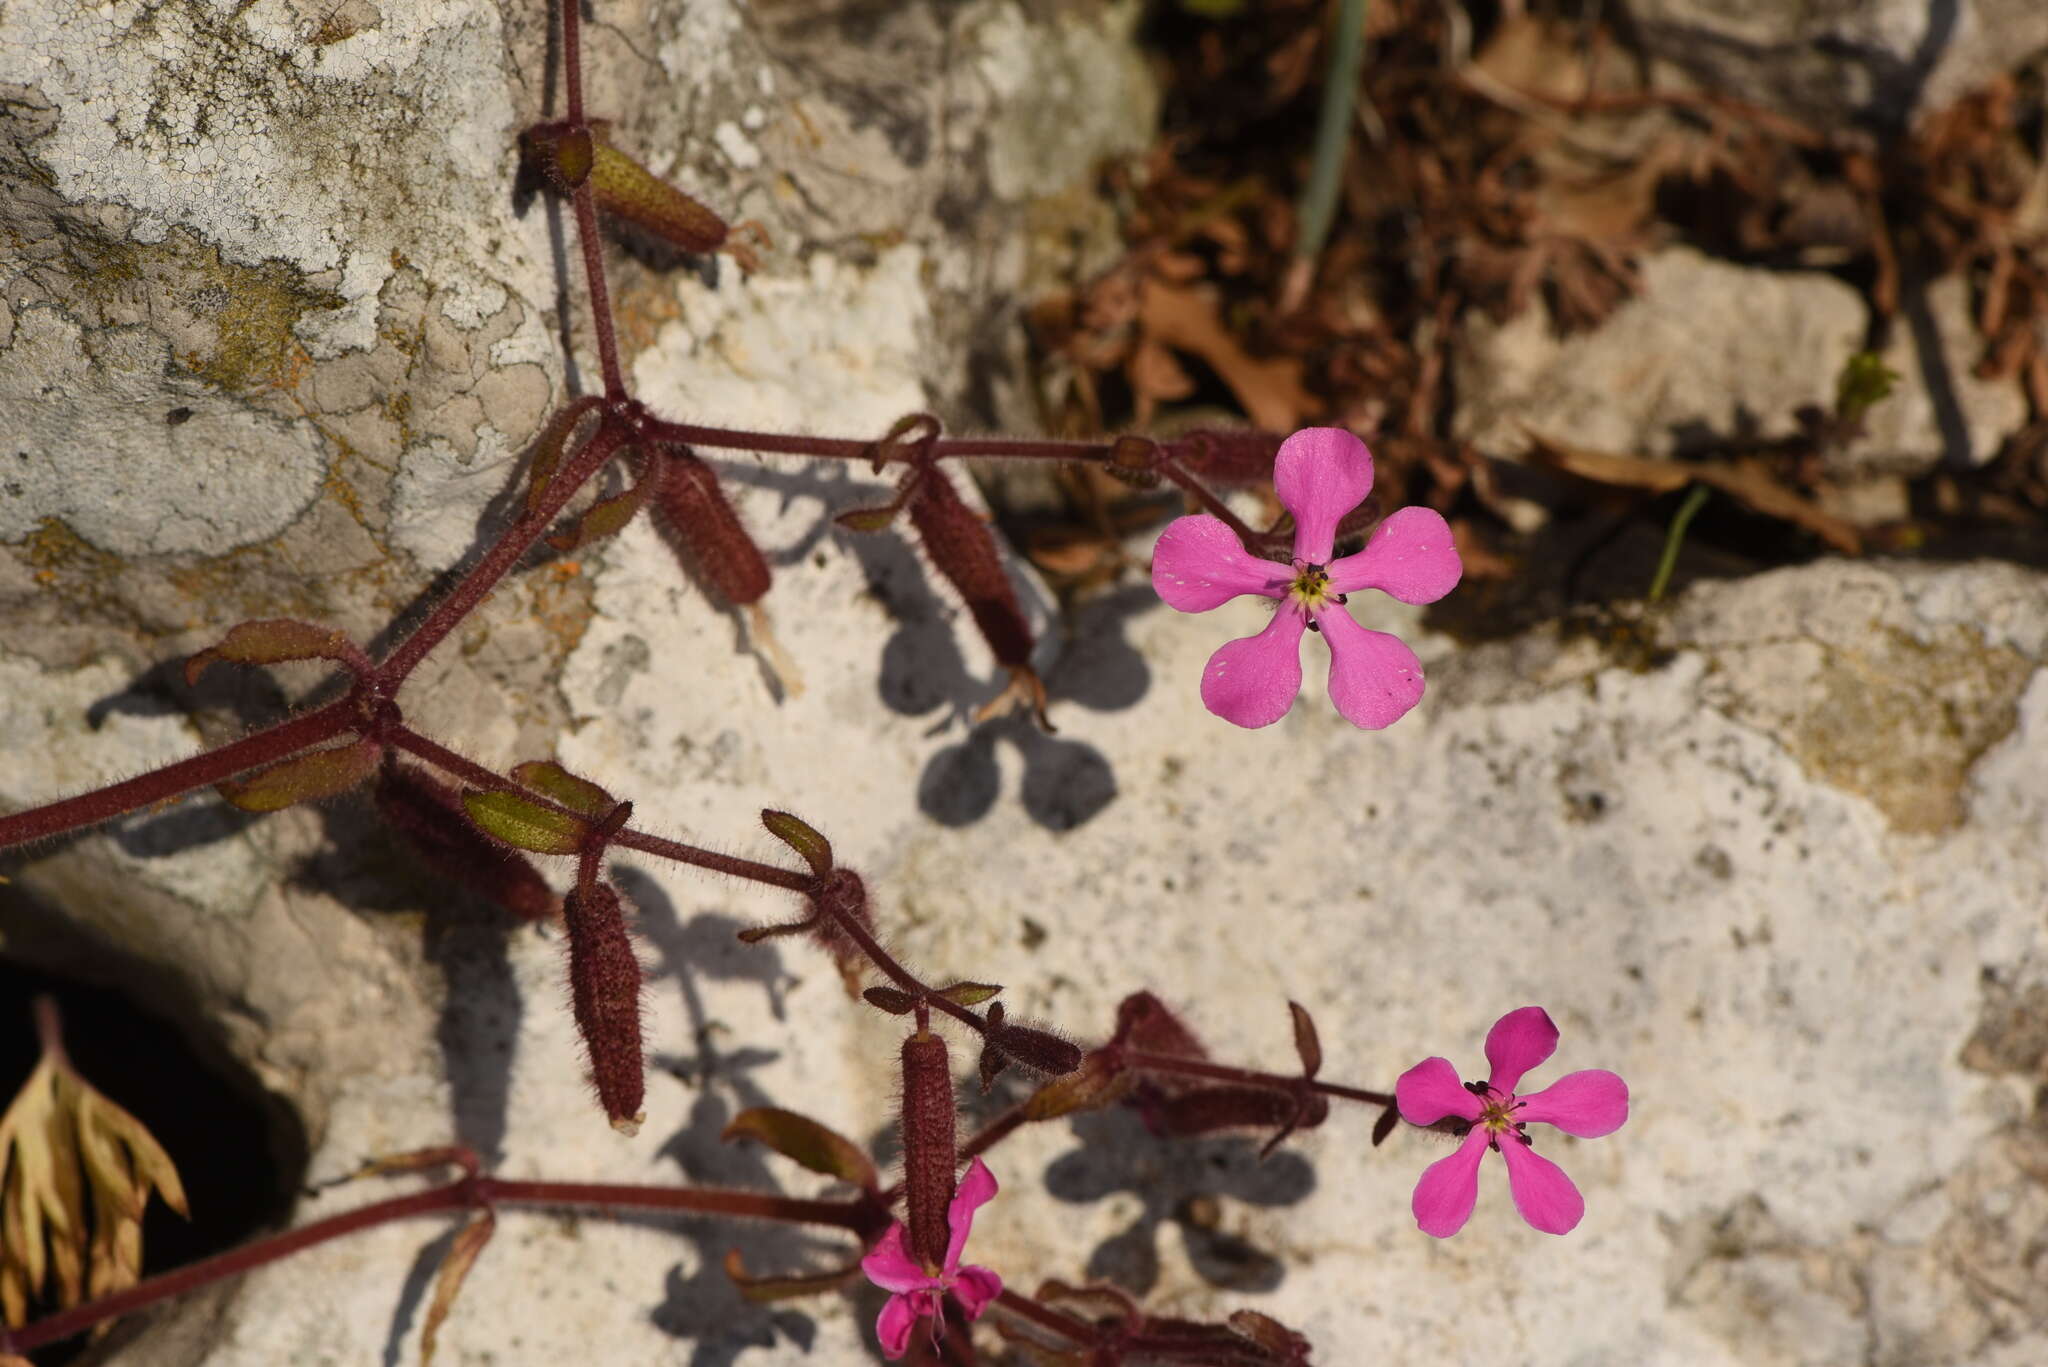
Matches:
[[1395, 1007, 1628, 1238], [860, 1156, 1004, 1359], [1151, 427, 1462, 729]]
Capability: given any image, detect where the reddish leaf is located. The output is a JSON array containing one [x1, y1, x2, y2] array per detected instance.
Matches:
[[1288, 1001, 1322, 1080], [185, 619, 356, 687], [722, 1107, 877, 1190], [418, 1209, 495, 1366], [216, 739, 380, 813]]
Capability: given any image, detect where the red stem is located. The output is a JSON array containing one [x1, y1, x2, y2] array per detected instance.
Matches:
[[573, 183, 627, 401], [608, 828, 812, 892], [378, 422, 626, 682], [562, 0, 584, 125], [382, 726, 814, 893], [642, 418, 1122, 467], [2, 1175, 868, 1356], [0, 701, 354, 851], [1157, 458, 1260, 546]]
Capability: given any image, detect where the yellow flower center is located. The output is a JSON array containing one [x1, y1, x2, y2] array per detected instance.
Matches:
[[1287, 562, 1338, 615]]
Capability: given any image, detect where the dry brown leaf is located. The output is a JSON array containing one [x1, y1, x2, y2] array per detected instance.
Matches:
[[419, 1209, 496, 1367], [1138, 278, 1313, 431], [1524, 430, 1862, 554], [0, 1000, 188, 1333]]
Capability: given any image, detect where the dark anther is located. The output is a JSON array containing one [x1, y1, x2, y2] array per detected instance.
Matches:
[[1306, 619, 1320, 633], [1463, 1080, 1489, 1096], [1335, 593, 1348, 604]]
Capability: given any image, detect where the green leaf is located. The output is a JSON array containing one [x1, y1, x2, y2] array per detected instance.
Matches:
[[760, 810, 832, 875], [460, 789, 589, 856], [217, 740, 380, 813], [832, 502, 900, 533], [1835, 351, 1900, 424], [721, 1108, 876, 1189], [935, 981, 1002, 1007], [185, 619, 354, 687], [509, 761, 616, 818]]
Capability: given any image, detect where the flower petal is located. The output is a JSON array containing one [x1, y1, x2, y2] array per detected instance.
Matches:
[[950, 1265, 1003, 1321], [1395, 1056, 1483, 1127], [861, 1223, 933, 1294], [1484, 1006, 1559, 1094], [1497, 1134, 1585, 1235], [1411, 1130, 1489, 1238], [1517, 1069, 1629, 1138], [875, 1292, 922, 1360], [1327, 506, 1463, 603], [1316, 606, 1425, 730], [1273, 428, 1373, 564], [1152, 515, 1289, 612], [942, 1157, 998, 1273], [1201, 608, 1307, 729]]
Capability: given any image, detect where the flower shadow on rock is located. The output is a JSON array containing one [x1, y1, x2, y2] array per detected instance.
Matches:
[[617, 867, 829, 1365], [1043, 1108, 1315, 1296], [842, 495, 1152, 831]]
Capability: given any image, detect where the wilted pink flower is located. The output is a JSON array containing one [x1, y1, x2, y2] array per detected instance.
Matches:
[[1151, 427, 1461, 729], [860, 1156, 1003, 1359], [1395, 1007, 1628, 1237]]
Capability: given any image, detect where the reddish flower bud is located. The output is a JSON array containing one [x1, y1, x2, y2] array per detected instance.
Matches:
[[805, 867, 875, 981], [1111, 991, 1208, 1062], [899, 1030, 958, 1269], [978, 1002, 1083, 1092], [1150, 1086, 1327, 1140], [373, 764, 558, 923], [652, 449, 771, 609], [563, 881, 645, 1133], [907, 465, 1033, 670]]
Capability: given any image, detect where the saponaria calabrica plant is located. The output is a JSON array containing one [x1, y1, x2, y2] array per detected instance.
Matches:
[[0, 3, 1628, 1363]]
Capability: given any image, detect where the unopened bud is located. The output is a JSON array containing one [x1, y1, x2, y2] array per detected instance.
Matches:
[[980, 1002, 1083, 1088], [374, 764, 557, 922], [899, 1030, 958, 1268], [908, 465, 1033, 669], [653, 449, 771, 608], [1152, 1085, 1327, 1139], [563, 882, 645, 1133]]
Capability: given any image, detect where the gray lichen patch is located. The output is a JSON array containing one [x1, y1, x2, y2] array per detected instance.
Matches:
[[0, 306, 328, 555]]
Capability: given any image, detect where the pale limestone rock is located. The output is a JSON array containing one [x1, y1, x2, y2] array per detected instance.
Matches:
[[1628, 0, 2048, 126], [3, 4, 2046, 1367], [1454, 246, 1866, 459]]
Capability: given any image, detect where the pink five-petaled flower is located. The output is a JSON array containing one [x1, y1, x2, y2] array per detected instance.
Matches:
[[860, 1156, 1004, 1359], [1395, 1007, 1629, 1238], [1151, 427, 1462, 729]]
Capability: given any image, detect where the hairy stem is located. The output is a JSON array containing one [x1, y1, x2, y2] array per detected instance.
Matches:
[[2, 1174, 870, 1355], [0, 701, 354, 851], [379, 422, 626, 682]]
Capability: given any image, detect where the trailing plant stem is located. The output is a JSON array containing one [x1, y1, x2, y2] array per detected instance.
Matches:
[[1, 1174, 871, 1355], [0, 700, 354, 850]]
